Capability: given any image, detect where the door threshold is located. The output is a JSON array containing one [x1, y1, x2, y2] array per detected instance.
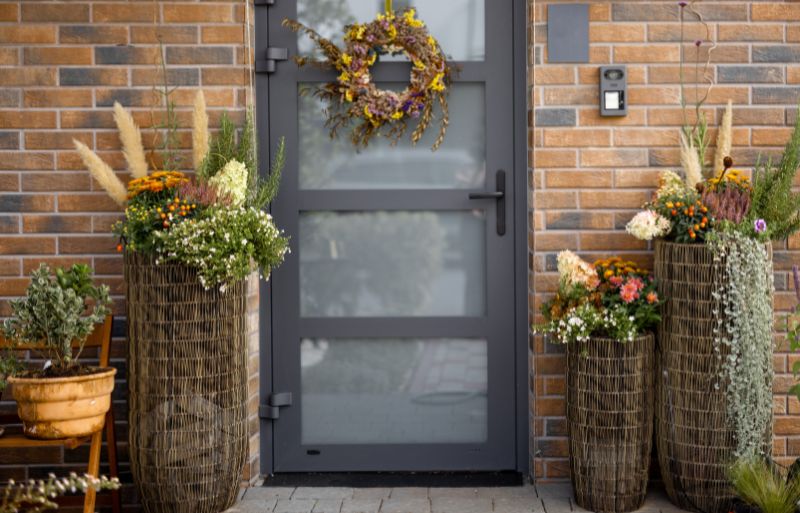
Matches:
[[263, 471, 524, 488]]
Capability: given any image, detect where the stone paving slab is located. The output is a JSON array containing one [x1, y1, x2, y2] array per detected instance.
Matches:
[[229, 483, 691, 513]]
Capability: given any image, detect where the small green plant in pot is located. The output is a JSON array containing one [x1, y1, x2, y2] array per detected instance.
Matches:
[[1, 264, 114, 440], [730, 458, 800, 513]]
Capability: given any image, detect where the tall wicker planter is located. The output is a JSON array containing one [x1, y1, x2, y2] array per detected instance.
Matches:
[[654, 240, 772, 513], [125, 253, 248, 513], [566, 335, 654, 513]]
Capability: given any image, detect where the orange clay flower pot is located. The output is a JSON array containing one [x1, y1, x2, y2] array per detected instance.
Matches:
[[8, 367, 116, 440]]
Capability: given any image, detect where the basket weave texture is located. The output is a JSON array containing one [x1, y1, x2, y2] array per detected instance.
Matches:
[[654, 240, 771, 513], [566, 334, 654, 513], [126, 252, 248, 513]]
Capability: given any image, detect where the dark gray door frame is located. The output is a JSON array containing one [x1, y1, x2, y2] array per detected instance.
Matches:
[[255, 0, 530, 476]]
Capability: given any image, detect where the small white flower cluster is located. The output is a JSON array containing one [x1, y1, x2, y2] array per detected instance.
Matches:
[[208, 159, 248, 206], [548, 303, 638, 345], [155, 206, 289, 290], [3, 472, 120, 513], [626, 210, 671, 241]]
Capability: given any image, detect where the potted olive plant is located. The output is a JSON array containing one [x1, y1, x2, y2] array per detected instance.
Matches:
[[536, 252, 661, 513], [1, 264, 113, 440]]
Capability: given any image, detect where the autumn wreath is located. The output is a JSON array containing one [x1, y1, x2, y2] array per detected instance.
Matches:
[[283, 2, 454, 150]]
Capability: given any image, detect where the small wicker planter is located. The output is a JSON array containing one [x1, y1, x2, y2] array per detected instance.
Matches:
[[125, 253, 248, 513], [654, 240, 772, 513], [566, 334, 654, 513]]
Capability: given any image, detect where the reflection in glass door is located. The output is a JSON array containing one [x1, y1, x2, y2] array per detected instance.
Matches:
[[261, 0, 517, 472]]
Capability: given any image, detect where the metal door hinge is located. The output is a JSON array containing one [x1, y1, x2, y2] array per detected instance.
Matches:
[[253, 0, 275, 5], [259, 392, 293, 420], [256, 48, 289, 74]]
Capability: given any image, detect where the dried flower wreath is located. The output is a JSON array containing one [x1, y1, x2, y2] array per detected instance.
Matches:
[[283, 0, 454, 150]]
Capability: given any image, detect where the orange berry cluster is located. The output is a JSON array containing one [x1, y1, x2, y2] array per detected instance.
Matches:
[[665, 199, 710, 241], [156, 197, 197, 228]]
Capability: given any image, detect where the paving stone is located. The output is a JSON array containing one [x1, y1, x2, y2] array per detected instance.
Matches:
[[477, 486, 538, 499], [535, 484, 573, 499], [352, 489, 391, 500], [294, 487, 353, 500], [312, 499, 344, 512], [274, 499, 316, 513], [388, 488, 429, 499], [227, 499, 278, 513], [541, 496, 572, 513], [429, 488, 479, 499], [431, 497, 492, 513], [341, 499, 382, 513], [379, 498, 431, 513], [244, 488, 296, 501], [493, 496, 543, 512]]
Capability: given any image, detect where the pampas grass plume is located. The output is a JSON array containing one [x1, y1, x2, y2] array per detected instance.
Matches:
[[714, 99, 733, 175], [192, 90, 209, 171], [680, 131, 703, 188], [112, 102, 148, 179], [73, 140, 128, 206]]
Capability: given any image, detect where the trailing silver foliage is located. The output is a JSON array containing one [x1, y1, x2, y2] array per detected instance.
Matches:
[[709, 232, 774, 458]]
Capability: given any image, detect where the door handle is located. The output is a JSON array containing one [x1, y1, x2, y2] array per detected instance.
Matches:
[[468, 170, 506, 236]]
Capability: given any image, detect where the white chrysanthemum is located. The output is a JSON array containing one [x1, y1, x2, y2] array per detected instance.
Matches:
[[626, 210, 672, 241], [209, 159, 248, 206]]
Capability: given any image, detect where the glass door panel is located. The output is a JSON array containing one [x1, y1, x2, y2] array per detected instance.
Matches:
[[296, 0, 486, 61]]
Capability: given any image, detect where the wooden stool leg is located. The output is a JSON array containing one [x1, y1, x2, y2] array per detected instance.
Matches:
[[83, 430, 102, 513], [105, 410, 121, 513]]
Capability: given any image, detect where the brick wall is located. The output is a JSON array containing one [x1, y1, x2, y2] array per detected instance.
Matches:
[[530, 0, 800, 480], [0, 0, 260, 502]]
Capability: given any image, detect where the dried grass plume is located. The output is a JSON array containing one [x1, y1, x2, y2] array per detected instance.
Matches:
[[680, 131, 703, 188], [73, 140, 127, 207], [112, 102, 148, 179], [713, 99, 733, 175], [192, 90, 209, 171]]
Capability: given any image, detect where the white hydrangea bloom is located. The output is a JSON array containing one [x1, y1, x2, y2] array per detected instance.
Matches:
[[626, 210, 671, 241], [209, 159, 248, 206]]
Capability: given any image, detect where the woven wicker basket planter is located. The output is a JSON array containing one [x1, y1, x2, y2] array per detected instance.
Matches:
[[125, 252, 248, 513], [654, 240, 772, 513], [566, 334, 654, 513]]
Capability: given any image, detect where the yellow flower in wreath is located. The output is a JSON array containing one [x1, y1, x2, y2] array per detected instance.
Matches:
[[338, 71, 350, 83], [391, 111, 404, 120], [387, 24, 397, 40], [403, 9, 424, 28], [341, 53, 352, 66], [363, 105, 373, 119], [429, 72, 445, 92], [344, 90, 354, 102]]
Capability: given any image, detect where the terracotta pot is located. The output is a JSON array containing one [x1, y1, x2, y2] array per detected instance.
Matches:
[[8, 367, 116, 440]]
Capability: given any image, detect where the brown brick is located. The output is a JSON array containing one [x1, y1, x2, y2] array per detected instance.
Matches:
[[753, 128, 795, 147], [647, 23, 709, 43], [60, 25, 127, 44], [0, 257, 20, 275], [0, 3, 17, 22], [96, 89, 160, 108], [534, 66, 575, 85], [0, 193, 54, 212], [60, 68, 128, 87], [24, 89, 92, 108], [24, 47, 92, 66], [95, 46, 161, 65], [589, 23, 644, 43], [0, 48, 17, 65], [615, 169, 661, 189], [543, 128, 610, 148], [58, 194, 122, 213], [22, 3, 89, 22], [163, 3, 233, 23], [614, 128, 677, 147], [719, 23, 784, 42], [59, 235, 118, 254], [22, 173, 91, 192], [93, 3, 158, 23], [130, 26, 197, 44], [545, 170, 612, 189], [0, 68, 56, 87], [202, 26, 245, 44], [578, 108, 646, 127], [545, 211, 614, 230], [534, 191, 578, 209], [542, 87, 598, 106], [627, 86, 680, 106], [580, 190, 649, 209], [533, 149, 576, 168], [580, 149, 647, 168], [0, 152, 54, 171], [23, 215, 92, 234], [615, 45, 679, 63], [0, 236, 55, 255], [60, 110, 115, 129], [0, 172, 19, 191], [202, 67, 249, 86], [752, 4, 800, 21], [24, 131, 92, 151], [581, 232, 647, 251], [790, 26, 800, 43], [647, 107, 716, 127], [0, 25, 56, 44]]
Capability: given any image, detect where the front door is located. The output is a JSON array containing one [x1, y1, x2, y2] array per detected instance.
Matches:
[[259, 0, 518, 473]]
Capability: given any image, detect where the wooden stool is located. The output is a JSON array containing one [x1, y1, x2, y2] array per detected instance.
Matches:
[[0, 315, 121, 513]]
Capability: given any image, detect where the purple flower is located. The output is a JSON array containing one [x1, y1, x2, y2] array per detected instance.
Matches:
[[754, 219, 767, 233], [694, 39, 703, 47], [678, 1, 688, 6]]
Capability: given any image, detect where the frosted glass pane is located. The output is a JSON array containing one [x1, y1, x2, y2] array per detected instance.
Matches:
[[299, 84, 485, 190], [301, 338, 488, 444], [300, 211, 486, 317], [296, 0, 485, 62]]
